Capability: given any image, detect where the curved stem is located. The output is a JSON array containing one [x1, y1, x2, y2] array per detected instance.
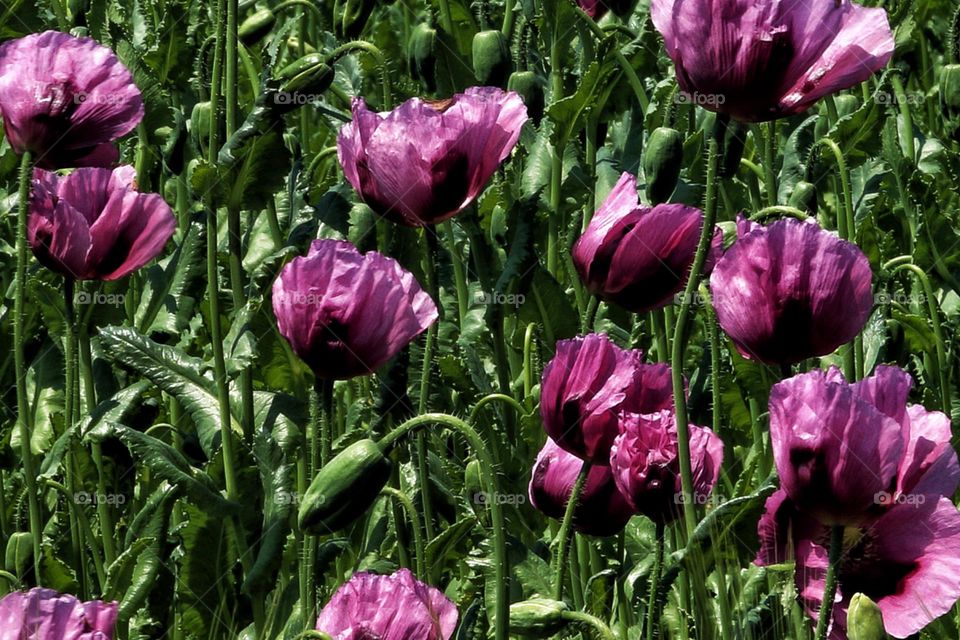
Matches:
[[814, 526, 845, 640], [442, 221, 469, 329], [553, 461, 590, 600], [561, 610, 617, 640], [888, 262, 951, 414], [380, 414, 509, 640], [381, 487, 425, 578], [328, 41, 392, 108], [14, 150, 43, 581], [274, 0, 324, 19], [469, 393, 528, 425], [750, 205, 809, 222]]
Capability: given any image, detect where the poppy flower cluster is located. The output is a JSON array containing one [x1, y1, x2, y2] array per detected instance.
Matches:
[[530, 333, 724, 533], [0, 31, 174, 281], [758, 366, 960, 638]]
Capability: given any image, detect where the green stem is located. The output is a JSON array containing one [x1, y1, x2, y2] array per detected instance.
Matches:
[[14, 150, 42, 582], [468, 393, 528, 425], [645, 523, 665, 640], [561, 610, 617, 640], [62, 278, 87, 597], [380, 414, 509, 640], [814, 526, 845, 640], [442, 221, 469, 329], [671, 121, 723, 537], [762, 121, 777, 206], [887, 261, 951, 414], [890, 74, 915, 161], [416, 231, 439, 541], [553, 461, 590, 600], [750, 205, 809, 222], [328, 41, 392, 108], [381, 487, 425, 577]]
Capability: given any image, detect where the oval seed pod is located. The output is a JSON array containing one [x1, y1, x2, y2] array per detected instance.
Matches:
[[189, 101, 213, 150], [508, 70, 545, 122], [847, 593, 887, 640], [297, 439, 392, 534], [788, 180, 818, 215], [643, 127, 685, 204], [4, 532, 33, 577], [509, 599, 571, 637], [239, 8, 276, 47], [472, 30, 511, 87], [408, 23, 439, 92]]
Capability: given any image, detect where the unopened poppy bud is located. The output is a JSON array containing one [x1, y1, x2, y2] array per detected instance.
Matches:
[[4, 532, 32, 576], [298, 439, 393, 534], [285, 36, 316, 55], [509, 598, 570, 637], [239, 9, 276, 46], [941, 64, 960, 109], [847, 593, 887, 640], [190, 101, 213, 147], [788, 180, 818, 214], [464, 458, 483, 502], [472, 30, 511, 87], [277, 53, 334, 95], [508, 71, 545, 122], [408, 23, 438, 91], [643, 127, 684, 204]]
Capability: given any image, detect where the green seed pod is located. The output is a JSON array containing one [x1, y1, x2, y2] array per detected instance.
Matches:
[[788, 180, 818, 215], [508, 70, 545, 122], [408, 23, 438, 92], [190, 101, 213, 149], [298, 439, 392, 534], [277, 53, 335, 96], [4, 531, 33, 577], [834, 94, 860, 118], [643, 127, 685, 204], [941, 64, 960, 109], [472, 30, 511, 88], [847, 593, 887, 640], [239, 8, 276, 47], [464, 458, 483, 504], [509, 598, 571, 637]]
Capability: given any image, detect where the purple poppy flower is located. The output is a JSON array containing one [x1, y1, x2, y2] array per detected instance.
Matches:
[[609, 410, 724, 524], [337, 87, 527, 227], [0, 31, 143, 168], [272, 239, 438, 380], [710, 218, 873, 365], [572, 172, 723, 314], [540, 334, 674, 465], [758, 494, 960, 639], [528, 438, 635, 536], [28, 166, 176, 281], [650, 0, 894, 122], [770, 366, 960, 528], [0, 588, 117, 639], [316, 569, 458, 640]]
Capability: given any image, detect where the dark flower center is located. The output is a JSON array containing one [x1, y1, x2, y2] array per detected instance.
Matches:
[[840, 530, 917, 604]]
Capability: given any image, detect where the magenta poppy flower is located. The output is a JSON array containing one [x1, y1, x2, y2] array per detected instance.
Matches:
[[540, 333, 674, 465], [651, 0, 894, 122], [572, 172, 722, 314], [316, 569, 458, 639], [758, 493, 960, 639], [770, 366, 960, 528], [337, 87, 527, 227], [528, 438, 635, 536], [609, 410, 723, 524], [710, 218, 873, 365], [28, 166, 176, 281], [0, 587, 117, 639], [0, 31, 143, 168], [272, 239, 438, 380]]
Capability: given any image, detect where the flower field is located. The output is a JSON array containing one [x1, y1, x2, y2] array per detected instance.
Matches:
[[0, 0, 958, 638]]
